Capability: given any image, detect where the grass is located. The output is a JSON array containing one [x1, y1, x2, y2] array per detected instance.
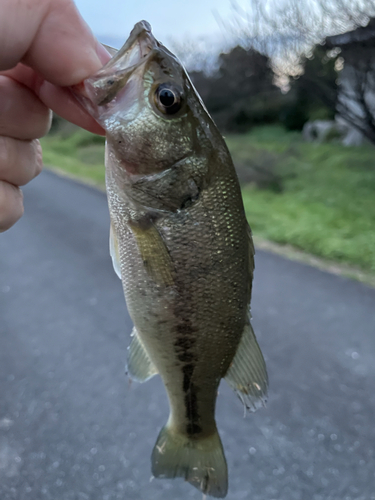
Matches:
[[226, 126, 375, 273], [41, 125, 106, 188], [41, 124, 375, 274]]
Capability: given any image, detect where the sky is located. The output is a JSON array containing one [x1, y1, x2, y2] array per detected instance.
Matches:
[[74, 0, 237, 47]]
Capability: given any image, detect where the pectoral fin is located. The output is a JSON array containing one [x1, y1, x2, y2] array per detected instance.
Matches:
[[128, 219, 175, 286], [127, 328, 158, 382], [225, 322, 268, 412], [109, 223, 121, 279]]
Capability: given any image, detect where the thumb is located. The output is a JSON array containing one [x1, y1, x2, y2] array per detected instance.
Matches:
[[0, 0, 109, 86]]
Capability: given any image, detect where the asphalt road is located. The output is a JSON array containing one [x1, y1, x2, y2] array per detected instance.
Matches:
[[1, 171, 375, 500]]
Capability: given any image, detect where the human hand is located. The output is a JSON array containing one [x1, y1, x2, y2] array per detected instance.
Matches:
[[0, 0, 110, 232]]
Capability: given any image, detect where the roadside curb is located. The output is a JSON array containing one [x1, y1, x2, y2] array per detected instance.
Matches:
[[254, 237, 375, 289]]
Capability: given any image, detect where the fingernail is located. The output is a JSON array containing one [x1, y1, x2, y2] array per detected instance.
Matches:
[[70, 40, 111, 83], [96, 41, 112, 65], [85, 46, 104, 72]]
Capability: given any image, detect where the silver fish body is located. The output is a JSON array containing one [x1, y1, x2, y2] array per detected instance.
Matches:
[[73, 21, 268, 498]]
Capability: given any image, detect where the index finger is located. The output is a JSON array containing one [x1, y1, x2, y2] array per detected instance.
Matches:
[[2, 64, 106, 135]]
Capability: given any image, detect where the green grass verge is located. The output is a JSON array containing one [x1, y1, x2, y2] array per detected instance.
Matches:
[[41, 124, 375, 273], [226, 126, 375, 272], [41, 127, 106, 188]]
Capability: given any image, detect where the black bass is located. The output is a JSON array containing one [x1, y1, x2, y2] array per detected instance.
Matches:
[[73, 21, 268, 498]]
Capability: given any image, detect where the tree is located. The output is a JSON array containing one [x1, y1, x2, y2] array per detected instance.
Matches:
[[281, 45, 339, 130], [222, 0, 375, 143], [190, 46, 284, 132]]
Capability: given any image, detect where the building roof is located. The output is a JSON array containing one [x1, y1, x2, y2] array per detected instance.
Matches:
[[326, 18, 375, 48]]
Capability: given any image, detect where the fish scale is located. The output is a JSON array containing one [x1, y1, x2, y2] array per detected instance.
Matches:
[[72, 20, 268, 498]]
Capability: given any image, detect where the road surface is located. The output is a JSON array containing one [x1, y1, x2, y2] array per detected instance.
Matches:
[[1, 171, 375, 500]]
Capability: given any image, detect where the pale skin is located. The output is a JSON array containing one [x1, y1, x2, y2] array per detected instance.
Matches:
[[0, 0, 111, 232]]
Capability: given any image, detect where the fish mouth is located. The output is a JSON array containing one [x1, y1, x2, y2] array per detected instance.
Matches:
[[103, 21, 156, 75], [73, 21, 159, 115]]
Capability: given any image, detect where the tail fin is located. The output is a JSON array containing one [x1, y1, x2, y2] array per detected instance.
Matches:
[[151, 424, 228, 498]]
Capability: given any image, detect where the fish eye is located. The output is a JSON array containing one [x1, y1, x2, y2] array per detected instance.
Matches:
[[159, 89, 176, 107], [154, 83, 182, 115]]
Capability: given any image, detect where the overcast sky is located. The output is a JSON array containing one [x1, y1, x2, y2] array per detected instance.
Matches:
[[75, 0, 236, 45]]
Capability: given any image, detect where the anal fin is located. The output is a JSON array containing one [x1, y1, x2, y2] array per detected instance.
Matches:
[[127, 328, 158, 382], [225, 322, 268, 412]]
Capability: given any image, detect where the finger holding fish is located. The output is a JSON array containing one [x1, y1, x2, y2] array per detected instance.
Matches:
[[0, 0, 114, 232]]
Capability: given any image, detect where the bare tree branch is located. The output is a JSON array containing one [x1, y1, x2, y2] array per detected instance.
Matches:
[[221, 0, 375, 144]]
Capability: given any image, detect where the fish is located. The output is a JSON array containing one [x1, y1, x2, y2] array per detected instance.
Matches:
[[72, 20, 268, 498]]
